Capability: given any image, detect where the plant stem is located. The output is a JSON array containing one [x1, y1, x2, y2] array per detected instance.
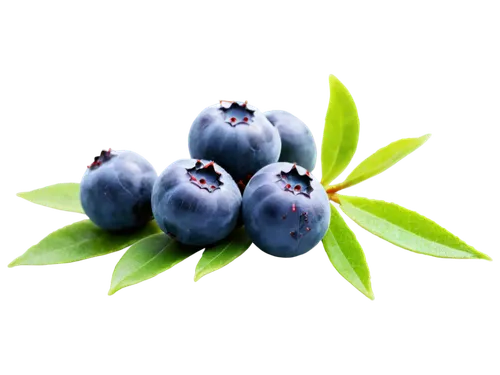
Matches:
[[329, 193, 340, 204], [326, 182, 349, 194]]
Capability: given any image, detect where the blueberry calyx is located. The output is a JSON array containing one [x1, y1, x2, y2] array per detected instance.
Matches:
[[219, 100, 256, 127], [276, 164, 314, 197], [186, 160, 223, 193], [87, 149, 114, 169]]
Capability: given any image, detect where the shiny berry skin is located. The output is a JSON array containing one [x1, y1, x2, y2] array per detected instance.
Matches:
[[152, 159, 242, 246], [188, 101, 281, 183], [265, 110, 317, 171], [242, 162, 330, 258], [80, 150, 157, 231]]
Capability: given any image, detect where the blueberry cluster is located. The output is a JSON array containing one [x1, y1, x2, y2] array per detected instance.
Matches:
[[80, 101, 330, 258]]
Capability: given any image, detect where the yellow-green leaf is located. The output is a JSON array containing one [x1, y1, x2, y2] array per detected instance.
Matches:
[[340, 134, 431, 189], [17, 183, 83, 214], [8, 220, 161, 267], [321, 74, 360, 186], [109, 233, 200, 295], [195, 227, 252, 282], [322, 204, 374, 300], [339, 195, 491, 260]]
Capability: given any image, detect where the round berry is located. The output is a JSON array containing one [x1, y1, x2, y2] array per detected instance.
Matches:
[[242, 162, 330, 257], [188, 101, 281, 183], [265, 110, 317, 171], [152, 159, 242, 246], [80, 149, 157, 231]]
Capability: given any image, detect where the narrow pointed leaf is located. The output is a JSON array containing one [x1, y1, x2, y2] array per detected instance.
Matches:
[[339, 134, 431, 189], [109, 233, 200, 295], [17, 183, 84, 214], [8, 220, 161, 267], [321, 74, 360, 186], [322, 204, 374, 300], [195, 227, 252, 282], [339, 195, 491, 260]]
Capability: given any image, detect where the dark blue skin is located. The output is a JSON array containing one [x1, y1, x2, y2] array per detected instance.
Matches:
[[188, 101, 281, 183], [265, 110, 317, 172], [152, 159, 242, 246], [80, 150, 157, 231], [242, 162, 330, 258]]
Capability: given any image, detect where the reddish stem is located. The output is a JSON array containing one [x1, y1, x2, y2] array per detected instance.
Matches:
[[326, 184, 344, 194], [329, 193, 340, 204]]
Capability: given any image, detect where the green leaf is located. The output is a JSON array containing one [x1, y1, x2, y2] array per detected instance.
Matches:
[[321, 74, 360, 186], [8, 220, 161, 267], [322, 204, 374, 300], [17, 183, 84, 214], [339, 195, 491, 260], [195, 227, 252, 282], [109, 233, 200, 295], [339, 134, 431, 190]]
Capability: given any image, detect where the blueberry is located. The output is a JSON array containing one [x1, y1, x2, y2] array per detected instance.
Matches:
[[242, 162, 330, 258], [152, 159, 242, 246], [80, 149, 157, 231], [265, 110, 317, 171], [188, 101, 281, 184]]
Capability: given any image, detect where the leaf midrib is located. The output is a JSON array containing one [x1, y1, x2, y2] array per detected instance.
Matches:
[[323, 108, 344, 180], [324, 227, 366, 290], [30, 230, 106, 256], [346, 136, 429, 186], [112, 240, 177, 289], [194, 243, 244, 279], [341, 204, 481, 259], [198, 242, 234, 273], [323, 78, 359, 184]]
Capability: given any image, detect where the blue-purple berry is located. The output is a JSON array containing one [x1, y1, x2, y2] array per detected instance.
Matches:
[[80, 149, 157, 231], [188, 101, 281, 184], [152, 159, 241, 246], [242, 162, 330, 258], [265, 110, 317, 171]]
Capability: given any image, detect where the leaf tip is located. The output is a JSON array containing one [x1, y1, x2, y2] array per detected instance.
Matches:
[[482, 251, 496, 263], [421, 130, 432, 145], [326, 72, 342, 83], [468, 247, 495, 264], [104, 288, 118, 298], [191, 272, 202, 285], [14, 191, 29, 203], [4, 256, 21, 271], [366, 291, 375, 301], [108, 279, 123, 295]]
